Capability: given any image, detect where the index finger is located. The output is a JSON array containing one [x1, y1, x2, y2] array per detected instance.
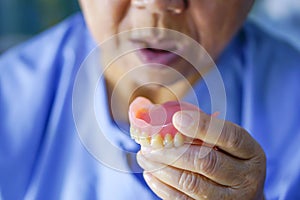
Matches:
[[173, 110, 261, 159]]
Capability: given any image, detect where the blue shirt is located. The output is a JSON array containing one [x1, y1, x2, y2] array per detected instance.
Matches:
[[1, 13, 300, 200]]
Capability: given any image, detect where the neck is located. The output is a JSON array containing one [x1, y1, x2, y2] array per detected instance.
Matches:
[[105, 71, 200, 124]]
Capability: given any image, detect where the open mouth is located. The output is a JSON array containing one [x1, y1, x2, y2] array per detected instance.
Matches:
[[144, 48, 171, 54], [137, 47, 180, 66]]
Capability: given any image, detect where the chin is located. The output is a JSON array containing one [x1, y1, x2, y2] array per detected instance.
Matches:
[[129, 64, 189, 86]]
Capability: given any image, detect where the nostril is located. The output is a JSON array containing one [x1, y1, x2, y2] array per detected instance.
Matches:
[[183, 0, 189, 9], [164, 0, 187, 14], [132, 0, 187, 14]]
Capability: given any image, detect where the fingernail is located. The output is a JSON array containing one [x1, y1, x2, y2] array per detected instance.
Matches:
[[173, 111, 194, 129]]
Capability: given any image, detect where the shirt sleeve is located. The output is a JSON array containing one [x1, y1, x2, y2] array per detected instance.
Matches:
[[0, 37, 61, 198], [0, 13, 90, 199]]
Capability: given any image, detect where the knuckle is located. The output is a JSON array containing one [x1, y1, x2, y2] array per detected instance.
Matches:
[[225, 123, 243, 150], [241, 173, 260, 195], [257, 145, 267, 163], [199, 150, 218, 176], [174, 194, 191, 200], [199, 115, 210, 134], [178, 171, 200, 195], [261, 150, 267, 164]]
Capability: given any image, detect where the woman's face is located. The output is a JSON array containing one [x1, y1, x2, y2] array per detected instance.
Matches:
[[80, 0, 254, 87]]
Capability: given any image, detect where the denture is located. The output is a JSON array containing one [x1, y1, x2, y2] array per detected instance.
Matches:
[[129, 97, 203, 148]]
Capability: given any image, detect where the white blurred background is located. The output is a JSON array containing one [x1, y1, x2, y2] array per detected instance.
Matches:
[[250, 0, 300, 49]]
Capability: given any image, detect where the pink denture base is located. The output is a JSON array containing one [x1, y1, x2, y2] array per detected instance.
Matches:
[[129, 97, 200, 137]]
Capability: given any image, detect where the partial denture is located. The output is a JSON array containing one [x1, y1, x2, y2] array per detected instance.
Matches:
[[128, 97, 201, 149]]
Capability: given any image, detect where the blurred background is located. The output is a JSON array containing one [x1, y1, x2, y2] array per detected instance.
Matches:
[[0, 0, 79, 53], [250, 0, 300, 50], [0, 0, 299, 54]]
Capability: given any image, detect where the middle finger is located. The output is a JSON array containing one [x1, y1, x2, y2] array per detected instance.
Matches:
[[137, 153, 232, 200], [140, 144, 246, 187]]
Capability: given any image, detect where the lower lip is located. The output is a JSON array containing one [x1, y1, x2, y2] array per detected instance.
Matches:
[[137, 48, 180, 66]]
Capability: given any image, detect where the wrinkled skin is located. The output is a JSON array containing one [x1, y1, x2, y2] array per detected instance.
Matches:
[[79, 0, 255, 92], [137, 110, 266, 199], [79, 0, 266, 199]]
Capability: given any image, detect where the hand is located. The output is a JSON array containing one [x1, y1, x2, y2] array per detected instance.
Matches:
[[137, 110, 266, 200]]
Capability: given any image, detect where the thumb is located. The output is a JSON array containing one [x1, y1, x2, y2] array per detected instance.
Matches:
[[172, 110, 200, 138]]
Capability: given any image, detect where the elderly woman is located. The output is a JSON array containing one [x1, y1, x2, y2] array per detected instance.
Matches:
[[1, 0, 300, 199]]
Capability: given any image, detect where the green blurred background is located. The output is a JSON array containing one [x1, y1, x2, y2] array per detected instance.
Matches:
[[0, 0, 79, 53], [0, 0, 299, 53]]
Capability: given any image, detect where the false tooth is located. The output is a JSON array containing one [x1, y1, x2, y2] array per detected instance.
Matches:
[[130, 126, 135, 139], [130, 126, 139, 139], [140, 132, 150, 146], [163, 134, 173, 148], [135, 138, 140, 144], [151, 134, 164, 149], [174, 133, 184, 147], [141, 131, 149, 138], [140, 137, 150, 146]]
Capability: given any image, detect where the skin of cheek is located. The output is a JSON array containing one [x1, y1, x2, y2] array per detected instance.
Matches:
[[188, 0, 254, 60], [79, 0, 131, 43]]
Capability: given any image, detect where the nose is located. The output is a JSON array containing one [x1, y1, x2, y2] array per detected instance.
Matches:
[[132, 0, 187, 14]]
